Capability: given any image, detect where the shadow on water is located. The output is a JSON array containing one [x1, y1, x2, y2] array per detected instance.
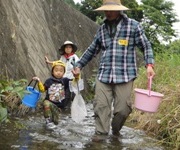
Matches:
[[0, 103, 165, 150]]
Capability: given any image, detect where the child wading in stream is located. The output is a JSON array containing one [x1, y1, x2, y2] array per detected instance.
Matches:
[[32, 61, 79, 129], [45, 41, 80, 108]]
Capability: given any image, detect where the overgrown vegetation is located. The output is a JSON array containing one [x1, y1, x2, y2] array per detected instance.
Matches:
[[127, 52, 180, 149], [0, 77, 34, 123], [86, 69, 97, 100]]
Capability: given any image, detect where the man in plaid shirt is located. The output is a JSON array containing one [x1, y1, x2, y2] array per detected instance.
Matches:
[[73, 0, 155, 141]]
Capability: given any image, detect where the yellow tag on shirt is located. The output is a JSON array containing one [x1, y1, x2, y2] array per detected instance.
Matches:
[[118, 39, 128, 46]]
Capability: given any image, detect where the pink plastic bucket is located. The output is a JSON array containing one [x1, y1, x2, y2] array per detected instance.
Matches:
[[134, 77, 164, 113]]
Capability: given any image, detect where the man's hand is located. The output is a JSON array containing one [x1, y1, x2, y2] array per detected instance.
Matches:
[[72, 67, 81, 79], [147, 66, 155, 78]]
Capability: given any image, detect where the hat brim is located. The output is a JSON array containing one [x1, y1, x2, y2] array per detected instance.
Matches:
[[59, 44, 77, 53], [94, 5, 129, 11]]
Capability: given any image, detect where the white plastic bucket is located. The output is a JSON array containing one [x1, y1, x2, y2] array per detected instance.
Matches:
[[134, 77, 164, 113]]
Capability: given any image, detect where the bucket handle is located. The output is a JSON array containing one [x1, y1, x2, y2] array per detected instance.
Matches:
[[148, 76, 152, 96], [28, 79, 38, 90]]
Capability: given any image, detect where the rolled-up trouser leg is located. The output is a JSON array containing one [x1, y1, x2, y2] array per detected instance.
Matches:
[[93, 79, 114, 134], [51, 104, 60, 125], [43, 100, 52, 120], [111, 81, 133, 133], [43, 100, 60, 124]]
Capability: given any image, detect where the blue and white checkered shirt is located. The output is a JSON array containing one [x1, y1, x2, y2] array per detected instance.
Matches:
[[77, 13, 154, 84]]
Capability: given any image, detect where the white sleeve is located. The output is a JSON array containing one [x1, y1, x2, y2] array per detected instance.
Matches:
[[74, 54, 80, 62]]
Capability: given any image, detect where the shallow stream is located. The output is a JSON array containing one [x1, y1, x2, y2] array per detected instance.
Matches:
[[0, 103, 165, 150]]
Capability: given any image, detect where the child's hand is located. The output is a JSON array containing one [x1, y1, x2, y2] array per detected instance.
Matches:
[[32, 77, 40, 82], [75, 74, 80, 80], [45, 56, 50, 63]]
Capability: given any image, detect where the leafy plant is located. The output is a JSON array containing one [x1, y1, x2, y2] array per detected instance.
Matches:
[[0, 78, 28, 117], [85, 69, 97, 100], [0, 102, 8, 123], [0, 78, 28, 98]]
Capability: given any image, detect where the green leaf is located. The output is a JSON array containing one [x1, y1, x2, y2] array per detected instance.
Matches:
[[0, 103, 8, 123], [4, 86, 13, 92], [13, 87, 24, 92]]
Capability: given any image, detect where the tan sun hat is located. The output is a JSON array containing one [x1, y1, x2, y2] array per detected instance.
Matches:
[[94, 0, 129, 11], [59, 41, 77, 53]]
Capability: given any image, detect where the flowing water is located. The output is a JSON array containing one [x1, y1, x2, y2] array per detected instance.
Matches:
[[0, 103, 165, 150]]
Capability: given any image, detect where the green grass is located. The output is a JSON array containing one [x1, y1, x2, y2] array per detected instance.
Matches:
[[128, 52, 180, 149]]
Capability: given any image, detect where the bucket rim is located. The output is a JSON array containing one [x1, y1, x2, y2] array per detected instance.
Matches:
[[134, 88, 164, 97], [26, 86, 40, 94]]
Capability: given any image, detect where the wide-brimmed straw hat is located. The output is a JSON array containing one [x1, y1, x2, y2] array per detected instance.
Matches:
[[94, 0, 129, 11], [59, 41, 77, 53]]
